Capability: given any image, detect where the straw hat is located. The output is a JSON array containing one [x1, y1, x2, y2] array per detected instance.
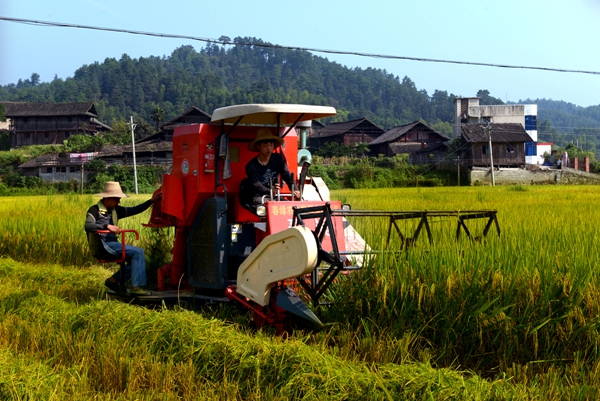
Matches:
[[247, 128, 284, 152], [95, 181, 129, 198]]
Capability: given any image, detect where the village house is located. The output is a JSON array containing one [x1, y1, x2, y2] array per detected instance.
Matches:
[[306, 117, 384, 149], [148, 106, 212, 143], [1, 101, 112, 149], [453, 97, 545, 164], [368, 121, 450, 160], [18, 152, 95, 183], [410, 142, 451, 165], [460, 123, 532, 168]]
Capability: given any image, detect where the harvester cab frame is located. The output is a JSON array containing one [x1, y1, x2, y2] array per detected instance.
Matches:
[[210, 104, 336, 217]]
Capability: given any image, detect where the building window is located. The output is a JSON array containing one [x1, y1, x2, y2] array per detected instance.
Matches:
[[44, 133, 49, 139], [65, 132, 70, 139], [506, 144, 515, 153], [58, 167, 66, 173], [46, 167, 53, 173], [482, 145, 488, 155], [525, 115, 537, 131]]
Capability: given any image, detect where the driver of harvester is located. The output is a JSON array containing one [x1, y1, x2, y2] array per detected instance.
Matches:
[[244, 128, 300, 208]]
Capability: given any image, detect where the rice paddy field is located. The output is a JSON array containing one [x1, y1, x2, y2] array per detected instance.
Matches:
[[1, 185, 600, 399]]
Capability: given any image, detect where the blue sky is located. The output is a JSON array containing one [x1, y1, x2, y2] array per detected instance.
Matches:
[[1, 0, 600, 107]]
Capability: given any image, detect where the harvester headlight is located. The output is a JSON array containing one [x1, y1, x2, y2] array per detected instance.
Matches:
[[256, 205, 267, 216], [342, 204, 352, 211]]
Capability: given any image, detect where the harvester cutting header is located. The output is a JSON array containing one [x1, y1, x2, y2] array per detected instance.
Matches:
[[100, 103, 500, 333]]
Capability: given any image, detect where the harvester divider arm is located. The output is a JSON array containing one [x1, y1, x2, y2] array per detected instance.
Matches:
[[455, 212, 497, 220], [331, 209, 497, 218]]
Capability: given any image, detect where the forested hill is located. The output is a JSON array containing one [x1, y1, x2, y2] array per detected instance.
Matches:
[[0, 38, 457, 132], [518, 98, 600, 149], [1, 36, 600, 145]]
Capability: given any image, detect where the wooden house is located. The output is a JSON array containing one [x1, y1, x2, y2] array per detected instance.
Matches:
[[146, 106, 212, 143], [16, 105, 213, 183], [410, 142, 450, 165], [2, 101, 111, 149], [18, 141, 173, 183], [306, 117, 384, 149], [18, 152, 95, 183], [460, 123, 532, 168], [97, 142, 173, 168], [310, 119, 325, 132], [368, 121, 450, 157]]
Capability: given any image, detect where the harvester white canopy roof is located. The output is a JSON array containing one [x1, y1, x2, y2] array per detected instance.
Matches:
[[211, 103, 337, 125]]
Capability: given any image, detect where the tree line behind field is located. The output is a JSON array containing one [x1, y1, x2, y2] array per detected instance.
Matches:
[[2, 37, 600, 147]]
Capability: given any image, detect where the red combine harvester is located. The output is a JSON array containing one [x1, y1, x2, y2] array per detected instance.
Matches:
[[138, 104, 347, 332], [109, 103, 500, 333]]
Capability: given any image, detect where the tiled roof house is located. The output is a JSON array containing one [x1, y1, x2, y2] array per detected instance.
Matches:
[[1, 101, 111, 149]]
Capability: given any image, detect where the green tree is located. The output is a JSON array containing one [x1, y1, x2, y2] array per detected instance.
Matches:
[[150, 105, 165, 132], [476, 89, 504, 105], [64, 134, 107, 152], [354, 142, 370, 157], [30, 73, 40, 86], [0, 133, 10, 151], [314, 142, 352, 158]]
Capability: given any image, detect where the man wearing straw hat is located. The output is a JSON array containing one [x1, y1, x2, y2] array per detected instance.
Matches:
[[244, 128, 300, 208], [85, 181, 161, 295]]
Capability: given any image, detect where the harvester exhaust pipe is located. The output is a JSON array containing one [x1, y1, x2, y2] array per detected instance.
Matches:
[[296, 120, 312, 150]]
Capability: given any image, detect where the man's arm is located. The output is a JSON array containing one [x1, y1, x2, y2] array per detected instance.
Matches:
[[275, 154, 300, 199], [117, 191, 161, 219], [276, 154, 295, 190]]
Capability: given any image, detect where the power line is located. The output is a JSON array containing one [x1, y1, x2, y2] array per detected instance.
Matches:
[[540, 126, 600, 131], [2, 16, 600, 77]]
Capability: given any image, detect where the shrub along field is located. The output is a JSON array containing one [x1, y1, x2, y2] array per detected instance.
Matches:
[[0, 186, 599, 399]]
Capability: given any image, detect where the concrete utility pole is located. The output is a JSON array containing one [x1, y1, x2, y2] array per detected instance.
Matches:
[[485, 121, 495, 186], [457, 155, 460, 186], [128, 115, 139, 194]]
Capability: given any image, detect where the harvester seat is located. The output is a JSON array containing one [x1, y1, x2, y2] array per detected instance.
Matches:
[[239, 178, 255, 213], [88, 229, 139, 294]]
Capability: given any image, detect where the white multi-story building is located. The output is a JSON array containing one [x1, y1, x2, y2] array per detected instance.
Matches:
[[453, 98, 545, 164]]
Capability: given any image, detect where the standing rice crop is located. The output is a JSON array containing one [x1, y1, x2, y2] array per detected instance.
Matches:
[[0, 194, 161, 267], [322, 185, 600, 383], [3, 187, 600, 394], [0, 257, 566, 400]]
